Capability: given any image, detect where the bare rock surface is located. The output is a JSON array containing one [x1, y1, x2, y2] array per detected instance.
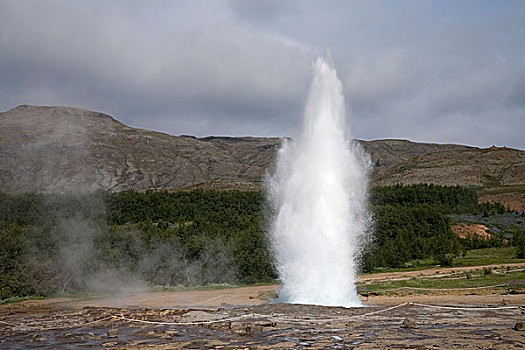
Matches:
[[180, 310, 228, 322], [1, 299, 525, 349], [402, 316, 417, 328]]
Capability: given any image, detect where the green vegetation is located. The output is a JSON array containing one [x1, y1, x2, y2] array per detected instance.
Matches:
[[0, 184, 523, 300], [372, 246, 524, 272], [0, 295, 46, 305], [515, 229, 525, 259], [361, 184, 516, 271], [0, 190, 276, 299], [357, 269, 525, 295], [369, 183, 479, 212], [454, 246, 525, 267]]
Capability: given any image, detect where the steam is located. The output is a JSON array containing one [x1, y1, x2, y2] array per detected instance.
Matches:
[[6, 107, 239, 296], [267, 56, 371, 307], [139, 236, 236, 287], [45, 193, 145, 295], [49, 209, 238, 294]]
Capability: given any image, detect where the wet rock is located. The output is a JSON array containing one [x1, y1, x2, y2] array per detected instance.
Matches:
[[229, 318, 276, 334], [402, 317, 416, 329], [181, 311, 227, 322], [107, 329, 119, 337], [252, 319, 276, 329], [102, 341, 119, 347], [209, 321, 231, 331], [35, 335, 47, 342], [514, 322, 525, 331], [230, 321, 252, 334]]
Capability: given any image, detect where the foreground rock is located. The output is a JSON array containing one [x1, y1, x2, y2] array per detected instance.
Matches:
[[402, 316, 417, 328], [1, 302, 525, 349]]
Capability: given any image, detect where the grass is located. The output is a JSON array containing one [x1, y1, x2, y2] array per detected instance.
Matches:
[[394, 164, 416, 174], [358, 269, 525, 295], [0, 295, 45, 305], [454, 247, 524, 267], [0, 290, 101, 305], [477, 184, 525, 196], [367, 246, 525, 274]]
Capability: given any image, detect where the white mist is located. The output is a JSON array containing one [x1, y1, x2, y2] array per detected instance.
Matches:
[[267, 57, 370, 307]]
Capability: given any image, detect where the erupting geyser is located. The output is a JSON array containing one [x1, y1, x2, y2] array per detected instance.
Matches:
[[267, 56, 371, 307]]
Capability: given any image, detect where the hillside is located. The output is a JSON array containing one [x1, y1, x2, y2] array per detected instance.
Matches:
[[0, 105, 280, 193], [374, 147, 525, 187], [373, 147, 525, 210], [0, 105, 523, 202]]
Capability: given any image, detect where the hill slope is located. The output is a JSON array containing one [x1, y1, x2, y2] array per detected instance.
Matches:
[[0, 105, 523, 197], [0, 105, 280, 193], [374, 147, 525, 187]]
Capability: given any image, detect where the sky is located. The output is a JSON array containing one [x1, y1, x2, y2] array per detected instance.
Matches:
[[1, 0, 524, 149]]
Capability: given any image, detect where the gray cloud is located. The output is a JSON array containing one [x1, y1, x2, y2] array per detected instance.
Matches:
[[0, 0, 524, 148]]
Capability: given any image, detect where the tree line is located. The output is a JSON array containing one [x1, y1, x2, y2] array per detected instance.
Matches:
[[0, 184, 521, 299]]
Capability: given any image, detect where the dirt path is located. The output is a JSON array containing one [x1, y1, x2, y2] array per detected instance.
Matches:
[[357, 262, 525, 283], [4, 263, 524, 311], [1, 285, 278, 310]]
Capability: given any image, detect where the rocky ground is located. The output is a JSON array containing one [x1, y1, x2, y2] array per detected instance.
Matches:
[[2, 270, 525, 350], [1, 298, 524, 349]]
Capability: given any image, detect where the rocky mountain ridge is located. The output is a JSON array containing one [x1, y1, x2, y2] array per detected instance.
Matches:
[[1, 105, 523, 199]]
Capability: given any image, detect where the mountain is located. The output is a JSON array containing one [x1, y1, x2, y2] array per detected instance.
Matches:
[[1, 105, 524, 209], [362, 139, 473, 176], [373, 146, 525, 187], [372, 146, 525, 211], [0, 105, 280, 193]]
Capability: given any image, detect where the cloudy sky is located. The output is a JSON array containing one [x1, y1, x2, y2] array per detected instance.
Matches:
[[1, 0, 524, 148]]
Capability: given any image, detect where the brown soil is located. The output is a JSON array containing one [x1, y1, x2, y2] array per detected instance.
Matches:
[[478, 192, 525, 212], [451, 223, 491, 240], [2, 265, 525, 349]]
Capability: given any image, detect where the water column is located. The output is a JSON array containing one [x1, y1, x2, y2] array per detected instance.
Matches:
[[267, 56, 371, 307]]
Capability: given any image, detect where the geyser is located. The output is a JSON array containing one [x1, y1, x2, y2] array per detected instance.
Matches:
[[267, 56, 371, 307]]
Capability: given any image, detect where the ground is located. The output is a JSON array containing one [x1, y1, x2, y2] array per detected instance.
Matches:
[[451, 223, 491, 240], [1, 265, 525, 349]]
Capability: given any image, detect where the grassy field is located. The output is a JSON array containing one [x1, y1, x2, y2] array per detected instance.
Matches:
[[453, 247, 525, 267], [368, 246, 525, 274], [358, 268, 525, 295]]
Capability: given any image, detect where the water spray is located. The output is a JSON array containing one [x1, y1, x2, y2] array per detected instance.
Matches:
[[267, 56, 371, 307]]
